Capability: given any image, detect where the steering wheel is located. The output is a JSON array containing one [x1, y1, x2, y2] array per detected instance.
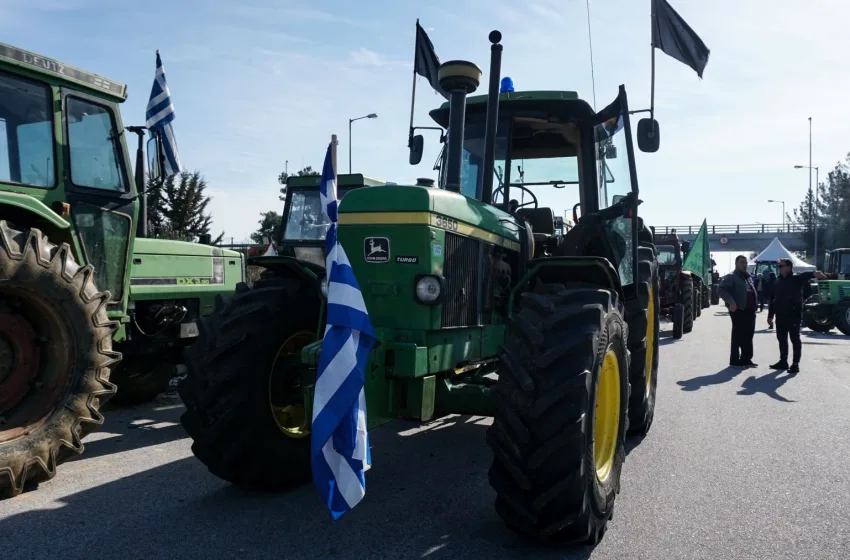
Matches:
[[493, 184, 538, 212]]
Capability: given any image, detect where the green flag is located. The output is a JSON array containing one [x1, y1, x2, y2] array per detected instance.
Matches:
[[682, 219, 710, 281]]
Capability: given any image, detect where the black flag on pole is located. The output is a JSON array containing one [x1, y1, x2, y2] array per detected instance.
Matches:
[[414, 21, 449, 100], [652, 0, 710, 78]]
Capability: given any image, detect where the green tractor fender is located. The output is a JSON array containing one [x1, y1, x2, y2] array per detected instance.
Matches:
[[0, 192, 83, 260], [247, 254, 324, 288], [509, 256, 624, 313]]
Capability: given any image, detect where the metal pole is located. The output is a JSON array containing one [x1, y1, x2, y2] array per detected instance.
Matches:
[[480, 31, 503, 205], [649, 0, 656, 123], [349, 119, 353, 174], [814, 165, 819, 266]]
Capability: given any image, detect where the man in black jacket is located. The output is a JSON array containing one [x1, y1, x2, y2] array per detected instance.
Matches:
[[770, 258, 828, 373]]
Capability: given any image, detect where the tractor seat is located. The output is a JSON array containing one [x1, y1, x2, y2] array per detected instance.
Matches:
[[516, 207, 556, 245]]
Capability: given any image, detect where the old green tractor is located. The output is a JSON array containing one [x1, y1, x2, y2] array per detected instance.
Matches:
[[0, 42, 244, 497], [804, 248, 850, 335], [178, 31, 661, 543]]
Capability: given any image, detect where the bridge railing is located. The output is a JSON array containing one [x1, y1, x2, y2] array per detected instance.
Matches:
[[654, 223, 806, 235]]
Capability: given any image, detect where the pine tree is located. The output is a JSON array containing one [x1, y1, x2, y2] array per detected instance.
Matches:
[[146, 170, 223, 244], [278, 166, 319, 202], [251, 210, 282, 244]]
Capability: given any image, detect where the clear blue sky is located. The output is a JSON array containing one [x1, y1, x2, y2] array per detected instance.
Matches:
[[2, 0, 847, 256]]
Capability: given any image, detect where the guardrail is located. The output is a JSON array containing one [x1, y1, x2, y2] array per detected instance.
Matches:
[[654, 223, 806, 235]]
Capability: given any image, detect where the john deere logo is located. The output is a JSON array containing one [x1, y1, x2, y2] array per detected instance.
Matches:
[[364, 237, 389, 263]]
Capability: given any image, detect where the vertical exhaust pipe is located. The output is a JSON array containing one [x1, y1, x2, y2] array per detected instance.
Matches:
[[438, 60, 481, 193], [480, 30, 503, 206], [127, 126, 148, 238]]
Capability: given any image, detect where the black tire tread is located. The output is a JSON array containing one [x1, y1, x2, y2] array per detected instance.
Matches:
[[178, 275, 320, 491], [0, 221, 119, 498], [487, 283, 629, 544], [681, 277, 695, 334], [625, 248, 660, 435]]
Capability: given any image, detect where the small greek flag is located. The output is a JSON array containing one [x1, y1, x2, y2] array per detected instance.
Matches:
[[145, 51, 182, 176], [311, 142, 375, 519]]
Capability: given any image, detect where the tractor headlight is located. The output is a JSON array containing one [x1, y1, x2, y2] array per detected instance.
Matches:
[[415, 275, 444, 304], [320, 276, 329, 298]]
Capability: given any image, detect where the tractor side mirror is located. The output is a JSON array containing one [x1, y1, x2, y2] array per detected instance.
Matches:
[[409, 134, 424, 165], [146, 135, 162, 182], [605, 144, 617, 159], [637, 118, 660, 153]]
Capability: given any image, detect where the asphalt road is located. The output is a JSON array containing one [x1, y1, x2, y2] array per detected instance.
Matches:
[[2, 309, 849, 560]]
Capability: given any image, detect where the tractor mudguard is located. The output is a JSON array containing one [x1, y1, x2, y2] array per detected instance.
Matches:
[[247, 255, 324, 286], [511, 256, 624, 311], [0, 193, 70, 230]]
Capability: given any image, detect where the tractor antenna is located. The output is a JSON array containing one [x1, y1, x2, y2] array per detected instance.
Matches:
[[585, 0, 598, 110]]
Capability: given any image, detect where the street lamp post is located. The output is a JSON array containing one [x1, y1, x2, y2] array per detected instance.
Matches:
[[767, 199, 785, 228], [794, 163, 819, 266], [349, 113, 378, 174]]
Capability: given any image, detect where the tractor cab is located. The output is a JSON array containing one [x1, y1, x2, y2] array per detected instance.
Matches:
[[824, 248, 850, 279], [428, 85, 646, 289], [267, 173, 384, 269]]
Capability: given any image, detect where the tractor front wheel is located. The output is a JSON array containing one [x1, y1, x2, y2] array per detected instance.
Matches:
[[108, 357, 175, 406], [833, 300, 850, 336], [803, 311, 834, 333], [178, 275, 320, 490], [672, 303, 684, 340], [625, 247, 660, 436], [710, 284, 720, 306], [487, 283, 629, 544], [0, 221, 118, 498], [681, 277, 695, 334]]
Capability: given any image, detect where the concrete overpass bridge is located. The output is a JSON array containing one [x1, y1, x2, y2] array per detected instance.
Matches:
[[653, 223, 807, 253]]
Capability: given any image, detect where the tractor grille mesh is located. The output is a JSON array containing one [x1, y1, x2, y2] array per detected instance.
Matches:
[[442, 233, 481, 327]]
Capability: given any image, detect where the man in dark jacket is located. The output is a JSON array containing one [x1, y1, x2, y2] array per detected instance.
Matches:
[[764, 272, 777, 328], [769, 258, 828, 373], [717, 255, 759, 368]]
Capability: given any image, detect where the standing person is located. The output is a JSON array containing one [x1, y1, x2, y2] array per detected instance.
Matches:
[[764, 271, 777, 328], [717, 255, 759, 368], [769, 258, 829, 373]]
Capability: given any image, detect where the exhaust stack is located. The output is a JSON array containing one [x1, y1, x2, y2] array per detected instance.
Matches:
[[438, 60, 481, 193]]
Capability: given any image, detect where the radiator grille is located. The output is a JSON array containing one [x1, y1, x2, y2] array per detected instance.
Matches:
[[442, 233, 481, 327]]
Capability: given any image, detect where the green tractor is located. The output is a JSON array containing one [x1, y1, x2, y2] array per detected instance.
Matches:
[[0, 42, 244, 497], [804, 248, 850, 335], [178, 32, 661, 543]]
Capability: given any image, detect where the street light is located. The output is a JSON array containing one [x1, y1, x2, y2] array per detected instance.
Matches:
[[767, 199, 785, 228], [794, 163, 819, 265], [349, 113, 378, 174]]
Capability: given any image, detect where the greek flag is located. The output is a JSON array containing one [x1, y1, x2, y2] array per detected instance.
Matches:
[[311, 142, 375, 519], [145, 51, 182, 176]]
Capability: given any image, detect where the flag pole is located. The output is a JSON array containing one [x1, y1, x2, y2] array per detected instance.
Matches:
[[331, 134, 338, 178], [408, 19, 419, 147], [649, 0, 657, 123]]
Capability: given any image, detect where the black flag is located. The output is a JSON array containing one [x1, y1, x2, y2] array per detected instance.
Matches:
[[652, 0, 710, 78], [414, 21, 449, 100]]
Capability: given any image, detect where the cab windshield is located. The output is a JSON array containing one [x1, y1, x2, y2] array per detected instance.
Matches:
[[656, 245, 680, 266], [839, 252, 850, 275], [283, 188, 354, 242]]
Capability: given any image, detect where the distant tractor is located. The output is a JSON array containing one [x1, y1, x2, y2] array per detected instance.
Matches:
[[177, 31, 662, 543], [655, 233, 698, 339], [804, 248, 850, 335], [0, 42, 243, 497]]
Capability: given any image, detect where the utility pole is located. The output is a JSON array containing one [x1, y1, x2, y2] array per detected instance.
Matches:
[[809, 117, 819, 267]]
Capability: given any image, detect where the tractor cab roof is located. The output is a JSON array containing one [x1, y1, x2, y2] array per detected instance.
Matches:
[[429, 90, 594, 127], [286, 173, 385, 189], [0, 41, 127, 102]]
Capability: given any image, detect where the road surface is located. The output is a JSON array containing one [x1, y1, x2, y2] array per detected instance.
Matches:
[[2, 309, 849, 559]]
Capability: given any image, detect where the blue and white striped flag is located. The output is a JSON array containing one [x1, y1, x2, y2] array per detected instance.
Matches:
[[145, 50, 182, 177], [312, 142, 375, 519]]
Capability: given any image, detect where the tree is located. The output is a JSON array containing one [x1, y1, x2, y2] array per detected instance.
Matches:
[[278, 166, 319, 202], [251, 210, 282, 244], [146, 170, 224, 244], [789, 153, 850, 261]]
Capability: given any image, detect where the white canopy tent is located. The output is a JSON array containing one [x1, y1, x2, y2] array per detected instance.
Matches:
[[749, 237, 815, 272]]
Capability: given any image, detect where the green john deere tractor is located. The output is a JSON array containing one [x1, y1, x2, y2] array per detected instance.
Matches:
[[804, 248, 850, 335], [178, 31, 661, 543], [0, 42, 244, 497]]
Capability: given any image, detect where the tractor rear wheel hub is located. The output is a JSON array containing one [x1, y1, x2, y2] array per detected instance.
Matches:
[[0, 311, 41, 412]]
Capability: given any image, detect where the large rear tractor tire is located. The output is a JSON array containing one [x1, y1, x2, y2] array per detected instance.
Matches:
[[672, 303, 684, 340], [0, 221, 119, 498], [693, 279, 702, 319], [710, 284, 720, 306], [625, 247, 660, 436], [681, 277, 695, 334], [108, 357, 176, 406], [701, 284, 711, 309], [178, 275, 320, 490], [487, 283, 629, 544], [833, 300, 850, 336]]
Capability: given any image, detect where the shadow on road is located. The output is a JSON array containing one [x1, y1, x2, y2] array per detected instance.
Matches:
[[0, 414, 596, 560], [737, 370, 797, 403], [676, 367, 743, 392]]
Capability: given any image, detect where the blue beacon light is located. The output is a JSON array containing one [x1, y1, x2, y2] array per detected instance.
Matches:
[[500, 76, 514, 93]]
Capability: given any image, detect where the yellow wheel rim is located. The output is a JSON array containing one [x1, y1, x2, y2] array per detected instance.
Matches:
[[594, 349, 621, 482], [645, 285, 655, 397], [269, 331, 315, 439]]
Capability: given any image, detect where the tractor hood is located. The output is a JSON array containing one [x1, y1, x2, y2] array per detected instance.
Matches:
[[133, 238, 241, 258]]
